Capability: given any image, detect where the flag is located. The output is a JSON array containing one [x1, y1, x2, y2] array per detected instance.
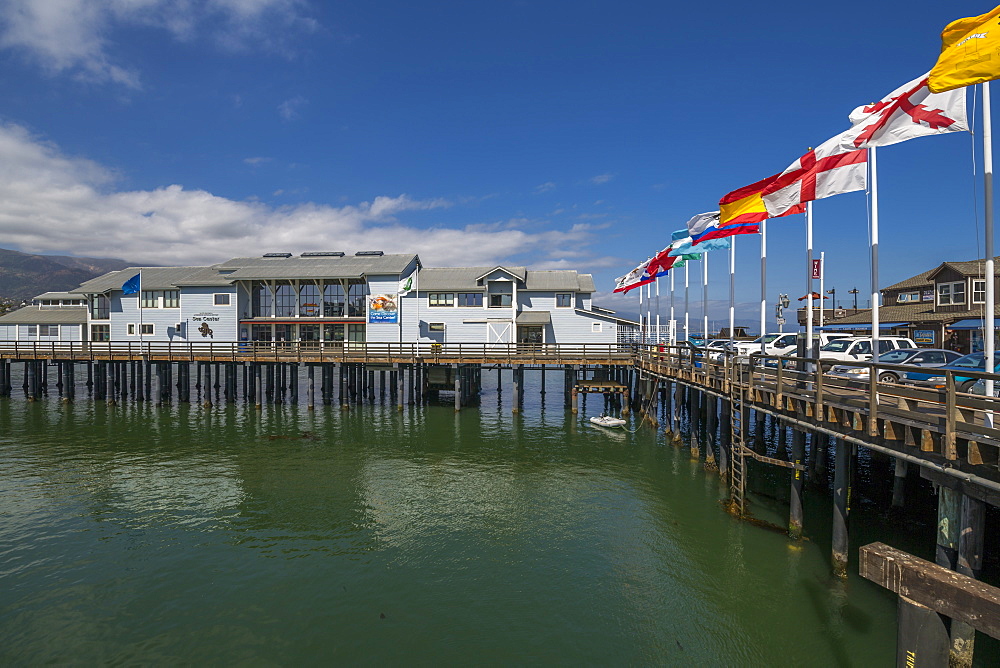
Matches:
[[121, 273, 140, 295], [762, 129, 867, 217], [671, 254, 702, 269], [718, 175, 805, 238], [840, 73, 967, 149], [648, 246, 678, 276], [685, 211, 721, 244], [398, 269, 417, 295], [929, 6, 1000, 93], [613, 258, 653, 293], [669, 233, 729, 256]]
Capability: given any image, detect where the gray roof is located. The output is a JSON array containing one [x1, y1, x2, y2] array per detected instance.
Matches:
[[33, 291, 83, 301], [172, 266, 242, 287], [217, 254, 418, 280], [0, 306, 88, 324], [419, 266, 595, 292], [474, 266, 527, 282], [825, 303, 1000, 325], [515, 311, 551, 325], [72, 267, 208, 293]]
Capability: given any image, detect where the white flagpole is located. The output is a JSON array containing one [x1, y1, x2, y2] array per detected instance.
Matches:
[[639, 280, 644, 345], [703, 252, 709, 343], [871, 146, 880, 358], [760, 221, 767, 354], [655, 275, 661, 344], [819, 251, 825, 329], [670, 270, 676, 346], [684, 261, 690, 342], [729, 236, 736, 348], [138, 271, 143, 347], [807, 202, 814, 359], [984, 82, 995, 423], [647, 280, 652, 345]]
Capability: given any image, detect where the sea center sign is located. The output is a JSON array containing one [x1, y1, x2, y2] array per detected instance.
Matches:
[[367, 294, 398, 324]]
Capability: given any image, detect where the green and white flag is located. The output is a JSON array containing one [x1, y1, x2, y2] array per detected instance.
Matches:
[[398, 269, 417, 295]]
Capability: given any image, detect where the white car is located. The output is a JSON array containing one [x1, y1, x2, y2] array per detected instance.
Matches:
[[817, 336, 917, 363], [732, 332, 851, 359]]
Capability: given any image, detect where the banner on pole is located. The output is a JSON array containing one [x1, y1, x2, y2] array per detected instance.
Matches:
[[811, 258, 822, 280]]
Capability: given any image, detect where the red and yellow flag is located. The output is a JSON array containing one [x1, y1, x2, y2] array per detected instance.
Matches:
[[718, 174, 803, 236], [929, 5, 1000, 93]]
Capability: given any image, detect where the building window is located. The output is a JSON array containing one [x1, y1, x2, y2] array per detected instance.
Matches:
[[457, 293, 483, 307], [897, 292, 920, 303], [275, 284, 296, 317], [140, 323, 154, 335], [91, 324, 110, 341], [937, 281, 966, 306], [141, 290, 179, 308], [164, 290, 179, 308], [428, 323, 446, 332], [323, 284, 345, 317], [556, 293, 573, 308], [127, 324, 136, 335], [91, 294, 109, 320], [25, 325, 37, 337], [429, 293, 455, 307], [973, 279, 987, 304], [592, 322, 602, 333], [348, 324, 366, 342], [347, 282, 369, 317], [489, 293, 512, 308], [252, 283, 273, 317], [299, 284, 319, 316], [214, 293, 231, 306], [40, 325, 58, 337]]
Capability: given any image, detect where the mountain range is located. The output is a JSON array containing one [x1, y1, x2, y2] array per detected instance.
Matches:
[[0, 247, 132, 300]]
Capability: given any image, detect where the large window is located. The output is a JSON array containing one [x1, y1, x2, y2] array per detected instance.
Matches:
[[275, 285, 296, 317], [252, 283, 273, 317], [348, 324, 366, 342], [457, 293, 483, 307], [91, 294, 109, 320], [489, 293, 512, 308], [973, 279, 987, 304], [299, 284, 320, 316], [91, 324, 110, 341], [323, 284, 345, 316], [938, 281, 966, 306], [141, 290, 179, 308], [347, 282, 368, 317], [556, 293, 573, 308], [429, 293, 455, 307], [140, 323, 154, 335]]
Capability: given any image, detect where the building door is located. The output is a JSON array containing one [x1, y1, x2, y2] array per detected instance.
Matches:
[[487, 320, 512, 350], [517, 326, 544, 345]]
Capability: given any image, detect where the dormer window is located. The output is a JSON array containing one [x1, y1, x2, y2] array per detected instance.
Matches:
[[489, 293, 512, 307], [937, 281, 966, 306], [973, 279, 987, 304], [896, 292, 919, 303]]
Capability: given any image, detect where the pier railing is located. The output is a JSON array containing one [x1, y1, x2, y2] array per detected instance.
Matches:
[[0, 340, 635, 365], [635, 344, 1000, 479]]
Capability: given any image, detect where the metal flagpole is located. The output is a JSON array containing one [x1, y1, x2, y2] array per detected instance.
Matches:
[[760, 221, 767, 354], [684, 262, 690, 342], [670, 270, 676, 346], [655, 276, 661, 344], [639, 281, 644, 344], [138, 271, 143, 348], [807, 202, 814, 360], [703, 252, 709, 343], [729, 236, 736, 348], [819, 251, 825, 329], [984, 82, 995, 424], [871, 146, 880, 359], [647, 281, 653, 345]]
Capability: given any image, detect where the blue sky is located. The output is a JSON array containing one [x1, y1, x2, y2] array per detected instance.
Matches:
[[0, 1, 990, 325]]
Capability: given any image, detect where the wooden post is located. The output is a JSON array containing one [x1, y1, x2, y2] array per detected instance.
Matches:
[[789, 428, 805, 540], [952, 494, 986, 668], [892, 457, 907, 508], [453, 363, 461, 412], [832, 438, 851, 577], [307, 364, 315, 410]]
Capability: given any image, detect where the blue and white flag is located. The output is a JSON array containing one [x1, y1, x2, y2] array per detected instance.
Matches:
[[121, 273, 140, 295]]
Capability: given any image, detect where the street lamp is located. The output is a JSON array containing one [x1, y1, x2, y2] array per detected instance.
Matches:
[[848, 287, 859, 311], [826, 287, 836, 310]]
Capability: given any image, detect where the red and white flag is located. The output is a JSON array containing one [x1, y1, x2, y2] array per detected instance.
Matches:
[[841, 73, 968, 149], [762, 130, 867, 217]]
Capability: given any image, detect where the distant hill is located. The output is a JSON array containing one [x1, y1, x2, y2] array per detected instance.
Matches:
[[0, 248, 132, 299]]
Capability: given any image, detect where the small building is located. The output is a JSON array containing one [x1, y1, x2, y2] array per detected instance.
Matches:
[[0, 297, 88, 341], [821, 258, 999, 353], [65, 253, 632, 345]]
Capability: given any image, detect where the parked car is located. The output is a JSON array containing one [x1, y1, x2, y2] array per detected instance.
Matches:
[[826, 348, 961, 384], [900, 352, 1000, 392], [816, 336, 917, 363], [731, 332, 850, 362], [969, 377, 1000, 396], [704, 339, 732, 361]]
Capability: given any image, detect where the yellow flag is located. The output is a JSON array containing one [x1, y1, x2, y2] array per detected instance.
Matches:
[[929, 5, 1000, 93]]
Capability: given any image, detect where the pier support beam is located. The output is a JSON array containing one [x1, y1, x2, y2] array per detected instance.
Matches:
[[892, 457, 908, 508], [832, 438, 851, 577], [788, 428, 805, 540]]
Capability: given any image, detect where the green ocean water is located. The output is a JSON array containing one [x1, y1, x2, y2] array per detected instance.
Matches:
[[0, 369, 925, 665]]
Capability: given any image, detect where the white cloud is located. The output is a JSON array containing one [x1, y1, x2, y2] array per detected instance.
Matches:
[[533, 181, 555, 194], [0, 0, 314, 87], [278, 95, 307, 121], [0, 123, 611, 270], [243, 156, 271, 166], [589, 173, 614, 185]]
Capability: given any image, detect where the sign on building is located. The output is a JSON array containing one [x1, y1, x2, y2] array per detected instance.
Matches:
[[914, 329, 935, 345], [367, 294, 398, 324]]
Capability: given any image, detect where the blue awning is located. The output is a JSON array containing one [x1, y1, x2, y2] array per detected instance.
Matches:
[[947, 318, 995, 330], [818, 322, 907, 331]]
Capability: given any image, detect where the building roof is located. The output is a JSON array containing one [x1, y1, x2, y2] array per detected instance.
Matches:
[[0, 306, 88, 324], [824, 303, 1000, 326], [71, 267, 208, 293], [883, 269, 936, 292], [419, 266, 595, 292], [217, 254, 418, 280], [515, 311, 551, 325], [927, 257, 1000, 281], [33, 291, 82, 301]]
